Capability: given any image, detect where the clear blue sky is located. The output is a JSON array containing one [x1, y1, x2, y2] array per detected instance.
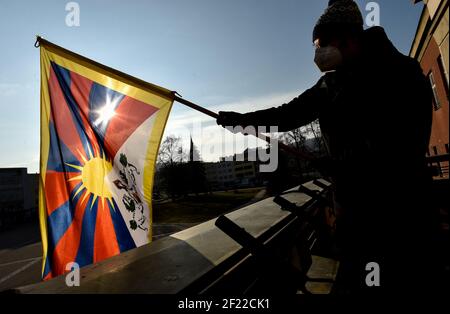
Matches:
[[0, 0, 424, 172]]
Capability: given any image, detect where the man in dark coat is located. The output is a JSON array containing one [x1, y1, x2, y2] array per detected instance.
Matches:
[[217, 0, 438, 293]]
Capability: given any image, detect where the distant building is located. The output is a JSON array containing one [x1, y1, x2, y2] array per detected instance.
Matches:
[[410, 0, 449, 159], [204, 149, 263, 190], [204, 161, 236, 189], [204, 160, 260, 190], [0, 168, 38, 229]]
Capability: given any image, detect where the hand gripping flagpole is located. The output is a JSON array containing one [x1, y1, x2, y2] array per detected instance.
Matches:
[[173, 94, 314, 161]]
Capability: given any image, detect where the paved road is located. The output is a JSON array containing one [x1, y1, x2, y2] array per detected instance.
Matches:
[[0, 222, 42, 291], [0, 222, 198, 291]]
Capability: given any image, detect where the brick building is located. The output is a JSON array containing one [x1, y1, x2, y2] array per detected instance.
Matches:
[[410, 0, 449, 165]]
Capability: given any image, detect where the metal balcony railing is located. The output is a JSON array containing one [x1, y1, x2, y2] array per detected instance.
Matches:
[[427, 154, 450, 178]]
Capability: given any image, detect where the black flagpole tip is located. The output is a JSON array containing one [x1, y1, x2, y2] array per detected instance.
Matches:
[[34, 35, 42, 48]]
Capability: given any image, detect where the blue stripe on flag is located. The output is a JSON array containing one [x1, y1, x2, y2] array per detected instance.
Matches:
[[75, 194, 99, 267], [42, 253, 52, 278], [47, 121, 82, 172], [88, 83, 125, 145], [47, 200, 73, 248], [44, 182, 84, 276]]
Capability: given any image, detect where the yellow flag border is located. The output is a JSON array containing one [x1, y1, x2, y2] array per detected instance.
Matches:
[[38, 37, 174, 276]]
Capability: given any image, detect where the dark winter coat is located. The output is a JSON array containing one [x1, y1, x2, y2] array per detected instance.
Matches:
[[238, 27, 436, 284]]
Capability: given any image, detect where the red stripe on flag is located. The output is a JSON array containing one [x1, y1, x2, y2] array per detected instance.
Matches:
[[45, 171, 81, 216], [103, 96, 158, 157], [69, 71, 102, 157], [69, 71, 92, 119], [43, 272, 53, 281], [48, 66, 87, 163], [93, 200, 120, 263], [50, 190, 90, 276]]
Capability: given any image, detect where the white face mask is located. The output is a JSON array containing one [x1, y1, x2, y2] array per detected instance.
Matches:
[[314, 46, 343, 72]]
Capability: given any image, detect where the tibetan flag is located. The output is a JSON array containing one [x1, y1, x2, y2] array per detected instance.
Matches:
[[38, 38, 174, 279]]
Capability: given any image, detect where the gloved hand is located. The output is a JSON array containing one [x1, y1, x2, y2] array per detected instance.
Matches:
[[216, 111, 244, 128]]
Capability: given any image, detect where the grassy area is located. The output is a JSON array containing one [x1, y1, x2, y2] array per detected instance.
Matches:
[[153, 187, 265, 223]]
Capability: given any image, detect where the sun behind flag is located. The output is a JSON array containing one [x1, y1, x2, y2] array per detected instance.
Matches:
[[38, 37, 174, 279]]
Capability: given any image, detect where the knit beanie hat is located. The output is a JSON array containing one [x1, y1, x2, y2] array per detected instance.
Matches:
[[313, 0, 364, 42]]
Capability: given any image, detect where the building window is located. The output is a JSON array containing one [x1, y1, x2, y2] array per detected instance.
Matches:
[[433, 146, 438, 155], [437, 56, 449, 100], [429, 71, 441, 110]]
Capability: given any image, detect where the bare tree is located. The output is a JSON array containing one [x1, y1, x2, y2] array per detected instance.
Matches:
[[306, 119, 327, 156], [280, 119, 327, 157], [277, 119, 329, 182], [279, 127, 307, 151], [157, 135, 186, 165]]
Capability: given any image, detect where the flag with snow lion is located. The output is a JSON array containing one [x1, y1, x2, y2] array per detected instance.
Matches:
[[38, 38, 174, 279]]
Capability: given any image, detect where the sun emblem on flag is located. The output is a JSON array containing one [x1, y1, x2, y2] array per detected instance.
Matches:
[[66, 147, 114, 209]]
